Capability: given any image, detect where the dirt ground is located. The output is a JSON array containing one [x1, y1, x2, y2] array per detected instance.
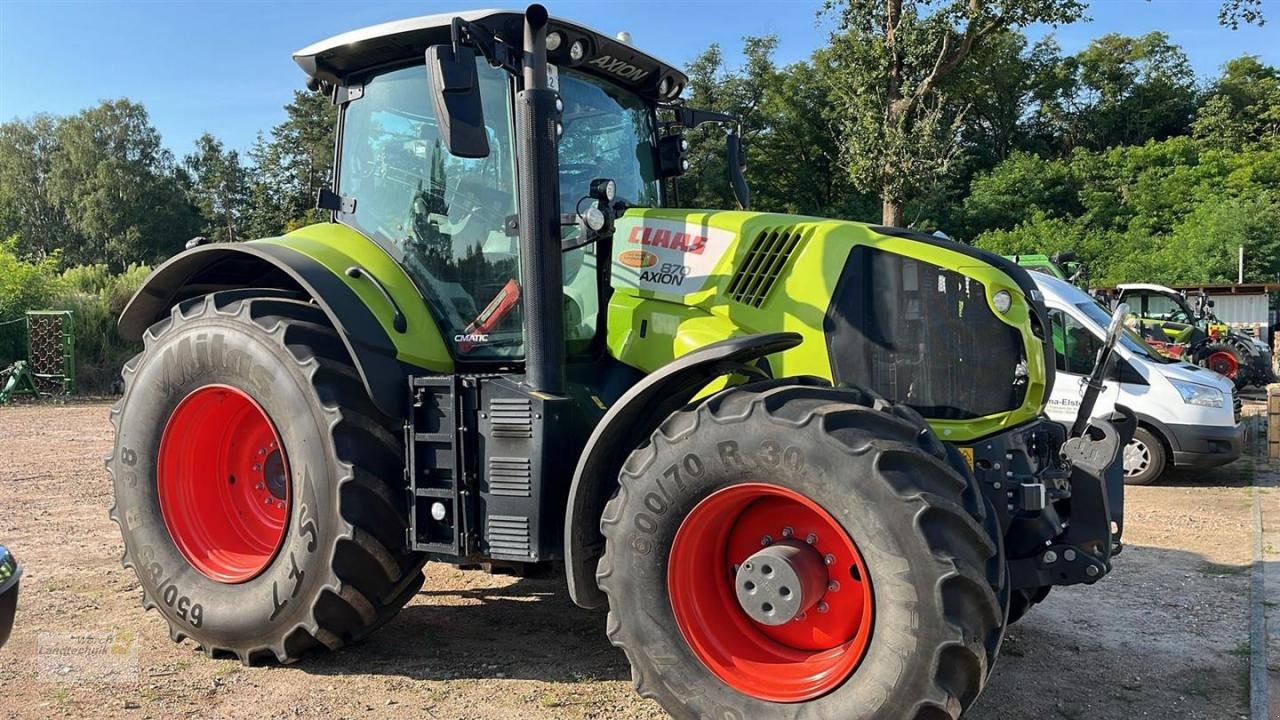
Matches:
[[1, 401, 1277, 720]]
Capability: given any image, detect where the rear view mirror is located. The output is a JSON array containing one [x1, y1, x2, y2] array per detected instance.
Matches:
[[426, 45, 490, 159]]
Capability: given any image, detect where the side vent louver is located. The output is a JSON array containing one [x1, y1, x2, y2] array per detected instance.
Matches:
[[487, 514, 532, 559], [489, 397, 533, 438], [727, 226, 807, 307]]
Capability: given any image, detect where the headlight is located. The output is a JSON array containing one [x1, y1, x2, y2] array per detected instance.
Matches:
[[1169, 379, 1224, 408], [992, 290, 1012, 314]]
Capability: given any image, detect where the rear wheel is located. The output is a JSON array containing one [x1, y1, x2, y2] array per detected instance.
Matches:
[[1201, 343, 1243, 383], [599, 380, 1005, 719], [108, 292, 424, 663], [1122, 427, 1166, 486]]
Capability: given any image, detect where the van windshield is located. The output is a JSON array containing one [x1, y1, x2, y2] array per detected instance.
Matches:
[[1074, 301, 1177, 364]]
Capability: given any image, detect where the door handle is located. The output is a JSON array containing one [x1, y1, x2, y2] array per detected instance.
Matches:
[[345, 266, 407, 334]]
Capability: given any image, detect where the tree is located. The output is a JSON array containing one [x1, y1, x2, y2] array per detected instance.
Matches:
[[0, 115, 77, 260], [185, 133, 250, 242], [45, 100, 201, 268], [1192, 55, 1280, 148], [822, 0, 1085, 227], [678, 37, 779, 211], [240, 90, 337, 238]]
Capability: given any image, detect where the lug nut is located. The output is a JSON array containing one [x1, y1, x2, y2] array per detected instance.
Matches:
[[760, 535, 773, 547], [255, 482, 265, 490], [1064, 549, 1077, 562], [252, 464, 261, 472], [824, 554, 835, 566], [1086, 565, 1100, 577], [781, 527, 794, 538], [828, 580, 840, 592], [264, 497, 273, 505], [806, 533, 818, 545], [795, 611, 807, 622], [816, 601, 829, 614], [1043, 550, 1058, 564]]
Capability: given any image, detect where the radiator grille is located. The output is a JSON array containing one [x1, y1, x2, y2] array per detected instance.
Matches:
[[727, 227, 806, 307]]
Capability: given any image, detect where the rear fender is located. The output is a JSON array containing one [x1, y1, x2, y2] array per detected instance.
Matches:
[[563, 331, 802, 609], [119, 243, 408, 419]]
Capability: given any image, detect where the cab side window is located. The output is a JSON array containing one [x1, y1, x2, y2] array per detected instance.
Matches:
[[1049, 309, 1102, 375]]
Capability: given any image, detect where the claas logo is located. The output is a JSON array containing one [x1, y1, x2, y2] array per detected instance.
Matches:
[[619, 250, 658, 268], [628, 226, 708, 254]]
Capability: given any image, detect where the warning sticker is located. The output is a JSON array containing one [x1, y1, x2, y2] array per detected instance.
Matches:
[[611, 217, 736, 296]]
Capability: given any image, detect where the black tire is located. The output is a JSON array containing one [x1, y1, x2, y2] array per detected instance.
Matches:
[[599, 379, 1006, 719], [1122, 426, 1167, 486], [107, 292, 424, 663], [1200, 342, 1246, 386]]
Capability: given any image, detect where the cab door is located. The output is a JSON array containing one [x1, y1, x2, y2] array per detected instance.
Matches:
[[1044, 306, 1119, 424]]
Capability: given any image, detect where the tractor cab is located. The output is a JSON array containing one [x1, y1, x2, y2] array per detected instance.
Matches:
[[293, 10, 731, 366]]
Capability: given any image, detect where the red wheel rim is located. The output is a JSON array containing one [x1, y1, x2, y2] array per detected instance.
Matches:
[[1207, 351, 1239, 378], [157, 385, 290, 583], [667, 483, 874, 702]]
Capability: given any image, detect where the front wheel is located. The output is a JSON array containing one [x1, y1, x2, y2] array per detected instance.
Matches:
[[1122, 427, 1167, 485], [107, 292, 425, 663], [599, 380, 1005, 719]]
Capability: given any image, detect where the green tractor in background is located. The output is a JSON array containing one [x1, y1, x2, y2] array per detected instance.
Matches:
[[1007, 251, 1088, 286], [107, 7, 1133, 718], [1114, 283, 1274, 389]]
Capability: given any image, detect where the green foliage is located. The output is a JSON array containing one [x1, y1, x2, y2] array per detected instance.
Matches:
[[0, 238, 147, 392], [0, 237, 63, 364], [185, 133, 251, 242], [971, 139, 1280, 285]]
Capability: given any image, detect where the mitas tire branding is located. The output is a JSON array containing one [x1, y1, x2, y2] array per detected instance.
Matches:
[[611, 217, 736, 296]]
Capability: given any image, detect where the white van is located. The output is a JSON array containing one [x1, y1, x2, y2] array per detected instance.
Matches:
[[1034, 274, 1241, 484]]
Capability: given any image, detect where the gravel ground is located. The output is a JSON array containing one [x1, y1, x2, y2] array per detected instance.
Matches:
[[0, 401, 1274, 719]]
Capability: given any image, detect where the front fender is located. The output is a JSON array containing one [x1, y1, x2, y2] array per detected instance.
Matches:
[[119, 241, 424, 418], [563, 331, 802, 609]]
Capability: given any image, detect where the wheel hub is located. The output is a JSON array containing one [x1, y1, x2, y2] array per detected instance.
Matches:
[[734, 540, 828, 625], [667, 483, 874, 703], [157, 385, 291, 584]]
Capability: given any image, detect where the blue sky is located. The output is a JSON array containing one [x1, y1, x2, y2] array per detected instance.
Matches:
[[1, 1, 1276, 157]]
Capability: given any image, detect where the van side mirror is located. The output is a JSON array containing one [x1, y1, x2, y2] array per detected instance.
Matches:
[[426, 44, 490, 159]]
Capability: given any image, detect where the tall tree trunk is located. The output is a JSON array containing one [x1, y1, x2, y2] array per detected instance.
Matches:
[[882, 197, 904, 227]]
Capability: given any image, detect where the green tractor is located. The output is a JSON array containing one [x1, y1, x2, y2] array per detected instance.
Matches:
[[1007, 251, 1088, 286], [108, 7, 1133, 717], [1115, 283, 1274, 389]]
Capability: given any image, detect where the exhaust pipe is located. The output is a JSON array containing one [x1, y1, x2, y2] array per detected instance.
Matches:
[[514, 4, 564, 394]]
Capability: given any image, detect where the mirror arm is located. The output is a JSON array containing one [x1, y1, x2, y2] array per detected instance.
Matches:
[[450, 17, 520, 76]]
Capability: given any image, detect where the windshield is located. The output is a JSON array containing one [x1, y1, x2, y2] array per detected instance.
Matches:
[[556, 68, 659, 218], [554, 68, 660, 352], [337, 60, 524, 359], [1074, 301, 1177, 364]]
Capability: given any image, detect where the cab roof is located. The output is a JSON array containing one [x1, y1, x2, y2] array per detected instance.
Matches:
[[293, 9, 688, 100], [1116, 283, 1180, 294]]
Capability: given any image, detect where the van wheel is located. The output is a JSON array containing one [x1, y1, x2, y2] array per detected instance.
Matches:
[[1122, 427, 1166, 485]]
